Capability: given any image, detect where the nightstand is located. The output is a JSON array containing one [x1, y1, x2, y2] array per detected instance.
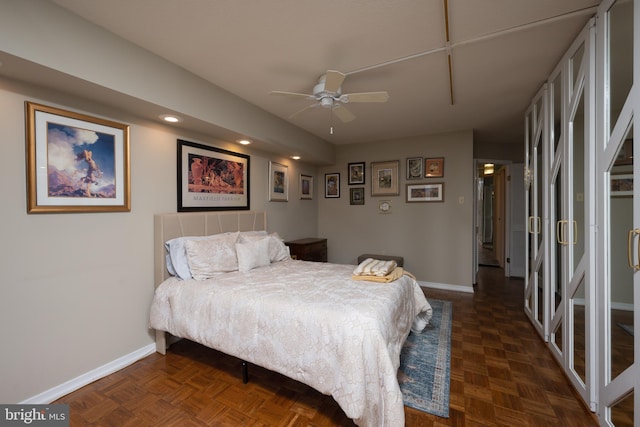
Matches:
[[285, 238, 328, 262]]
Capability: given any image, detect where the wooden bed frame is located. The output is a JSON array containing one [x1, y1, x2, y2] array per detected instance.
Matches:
[[153, 211, 267, 354]]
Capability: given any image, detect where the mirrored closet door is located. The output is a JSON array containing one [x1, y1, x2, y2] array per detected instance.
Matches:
[[524, 1, 639, 422], [597, 0, 638, 425], [525, 85, 549, 341], [540, 19, 598, 411]]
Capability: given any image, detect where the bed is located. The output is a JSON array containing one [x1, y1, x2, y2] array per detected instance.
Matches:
[[149, 211, 432, 426]]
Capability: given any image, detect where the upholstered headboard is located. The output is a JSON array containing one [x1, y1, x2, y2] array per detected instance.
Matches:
[[154, 211, 267, 286]]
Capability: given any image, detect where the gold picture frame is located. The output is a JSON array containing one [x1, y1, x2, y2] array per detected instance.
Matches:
[[25, 102, 130, 214]]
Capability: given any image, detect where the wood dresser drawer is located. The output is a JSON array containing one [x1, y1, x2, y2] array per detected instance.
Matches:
[[285, 238, 327, 262]]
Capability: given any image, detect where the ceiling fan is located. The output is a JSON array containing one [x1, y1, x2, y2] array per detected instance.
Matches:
[[270, 70, 389, 123]]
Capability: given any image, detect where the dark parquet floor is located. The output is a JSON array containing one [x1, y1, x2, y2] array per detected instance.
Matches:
[[54, 266, 599, 426]]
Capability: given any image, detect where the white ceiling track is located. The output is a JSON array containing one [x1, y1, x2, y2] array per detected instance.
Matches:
[[345, 5, 599, 79]]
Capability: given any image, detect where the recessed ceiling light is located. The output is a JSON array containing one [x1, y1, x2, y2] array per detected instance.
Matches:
[[237, 139, 251, 145], [159, 114, 182, 123], [292, 156, 301, 160]]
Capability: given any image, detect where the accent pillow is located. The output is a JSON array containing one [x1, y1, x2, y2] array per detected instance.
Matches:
[[236, 237, 271, 272], [267, 233, 291, 262], [184, 232, 240, 280], [239, 232, 290, 262], [239, 230, 268, 238]]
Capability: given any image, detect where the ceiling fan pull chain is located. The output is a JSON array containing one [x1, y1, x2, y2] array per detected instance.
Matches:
[[330, 109, 334, 134]]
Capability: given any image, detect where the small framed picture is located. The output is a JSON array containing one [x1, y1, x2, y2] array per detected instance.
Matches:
[[611, 173, 633, 197], [350, 187, 365, 205], [371, 160, 400, 196], [348, 162, 365, 185], [325, 173, 340, 198], [406, 183, 444, 203], [425, 157, 444, 178], [269, 161, 288, 202], [300, 174, 313, 200], [406, 157, 423, 180]]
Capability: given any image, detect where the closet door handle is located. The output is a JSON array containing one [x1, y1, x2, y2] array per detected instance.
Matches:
[[528, 216, 541, 234], [556, 220, 568, 245], [627, 229, 640, 271]]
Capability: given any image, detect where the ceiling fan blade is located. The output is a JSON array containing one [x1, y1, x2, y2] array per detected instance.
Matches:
[[339, 91, 389, 103], [270, 91, 316, 100], [324, 70, 346, 93], [288, 103, 320, 120], [332, 105, 356, 123]]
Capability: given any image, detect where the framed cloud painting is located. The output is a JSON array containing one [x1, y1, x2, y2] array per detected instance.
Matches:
[[25, 102, 130, 213]]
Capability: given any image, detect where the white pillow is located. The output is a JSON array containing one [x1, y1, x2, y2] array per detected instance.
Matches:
[[184, 232, 240, 280], [267, 233, 291, 262], [165, 232, 238, 280], [165, 235, 208, 279], [239, 230, 268, 238], [236, 237, 271, 272], [238, 232, 290, 262]]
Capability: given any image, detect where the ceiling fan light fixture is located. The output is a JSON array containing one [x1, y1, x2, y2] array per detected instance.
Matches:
[[270, 69, 388, 123], [320, 97, 333, 108]]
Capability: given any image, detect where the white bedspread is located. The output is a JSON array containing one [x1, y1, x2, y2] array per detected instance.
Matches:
[[149, 259, 431, 426]]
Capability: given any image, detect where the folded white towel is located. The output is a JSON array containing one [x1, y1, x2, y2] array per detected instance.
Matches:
[[353, 258, 398, 277]]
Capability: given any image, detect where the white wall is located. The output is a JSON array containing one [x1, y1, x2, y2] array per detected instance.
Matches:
[[318, 131, 475, 288], [0, 77, 319, 403]]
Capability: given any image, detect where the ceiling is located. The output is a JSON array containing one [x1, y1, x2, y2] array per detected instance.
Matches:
[[40, 1, 600, 149]]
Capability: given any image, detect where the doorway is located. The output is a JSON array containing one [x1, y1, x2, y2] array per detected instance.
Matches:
[[476, 161, 505, 269], [474, 160, 525, 283]]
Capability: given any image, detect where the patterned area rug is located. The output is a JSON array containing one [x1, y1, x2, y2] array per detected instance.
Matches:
[[398, 299, 452, 418]]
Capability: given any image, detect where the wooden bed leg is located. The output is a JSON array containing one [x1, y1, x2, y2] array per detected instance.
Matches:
[[242, 361, 249, 384]]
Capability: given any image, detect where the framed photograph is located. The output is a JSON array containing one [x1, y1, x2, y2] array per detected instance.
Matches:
[[25, 102, 130, 214], [406, 157, 423, 180], [350, 187, 365, 205], [300, 174, 313, 200], [371, 160, 400, 196], [425, 157, 445, 178], [177, 139, 250, 211], [406, 182, 444, 202], [348, 162, 365, 185], [611, 173, 633, 197], [269, 161, 288, 202], [325, 173, 340, 198]]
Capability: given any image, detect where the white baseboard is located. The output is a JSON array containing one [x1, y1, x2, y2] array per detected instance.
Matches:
[[21, 343, 156, 404], [419, 281, 475, 294]]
